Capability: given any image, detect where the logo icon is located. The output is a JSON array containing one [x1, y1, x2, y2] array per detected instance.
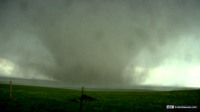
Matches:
[[166, 105, 175, 109]]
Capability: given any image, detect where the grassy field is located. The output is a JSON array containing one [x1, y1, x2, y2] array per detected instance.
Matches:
[[0, 84, 199, 112]]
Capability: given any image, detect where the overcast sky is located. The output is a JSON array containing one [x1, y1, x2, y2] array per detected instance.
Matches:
[[0, 0, 200, 88]]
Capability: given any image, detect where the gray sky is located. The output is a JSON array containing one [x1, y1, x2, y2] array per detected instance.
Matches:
[[0, 0, 200, 88]]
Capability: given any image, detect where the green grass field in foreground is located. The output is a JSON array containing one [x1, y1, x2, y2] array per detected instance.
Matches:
[[0, 84, 199, 112]]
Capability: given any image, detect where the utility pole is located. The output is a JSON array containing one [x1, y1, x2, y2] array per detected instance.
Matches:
[[9, 80, 12, 99], [79, 86, 84, 112]]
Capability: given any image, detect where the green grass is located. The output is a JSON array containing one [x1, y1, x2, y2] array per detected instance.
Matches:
[[0, 84, 199, 112]]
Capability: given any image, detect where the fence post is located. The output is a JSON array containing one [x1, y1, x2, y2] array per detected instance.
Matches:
[[79, 86, 84, 112], [9, 80, 12, 99]]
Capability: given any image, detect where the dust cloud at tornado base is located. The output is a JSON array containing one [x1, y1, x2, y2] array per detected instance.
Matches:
[[0, 0, 200, 88]]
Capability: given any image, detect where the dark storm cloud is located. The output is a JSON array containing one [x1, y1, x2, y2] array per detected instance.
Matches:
[[0, 0, 200, 87]]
